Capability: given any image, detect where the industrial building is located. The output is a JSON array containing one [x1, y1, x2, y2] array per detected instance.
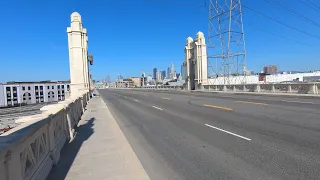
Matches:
[[264, 65, 278, 75]]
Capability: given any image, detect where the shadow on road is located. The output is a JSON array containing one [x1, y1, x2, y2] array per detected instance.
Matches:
[[47, 117, 95, 180]]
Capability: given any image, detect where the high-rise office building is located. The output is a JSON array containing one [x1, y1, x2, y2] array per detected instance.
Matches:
[[161, 71, 166, 80], [147, 75, 153, 82], [167, 67, 170, 79], [106, 75, 110, 83], [153, 68, 157, 80], [156, 71, 162, 81], [181, 64, 184, 79], [170, 63, 175, 79]]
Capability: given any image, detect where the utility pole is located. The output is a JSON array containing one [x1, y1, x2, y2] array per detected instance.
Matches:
[[207, 0, 247, 85]]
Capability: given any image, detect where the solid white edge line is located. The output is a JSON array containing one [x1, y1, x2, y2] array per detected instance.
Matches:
[[205, 124, 251, 141], [124, 96, 128, 98], [134, 99, 139, 102], [152, 106, 163, 111], [282, 100, 314, 104]]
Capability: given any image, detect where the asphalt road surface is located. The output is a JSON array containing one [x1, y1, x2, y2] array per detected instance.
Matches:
[[98, 89, 320, 180]]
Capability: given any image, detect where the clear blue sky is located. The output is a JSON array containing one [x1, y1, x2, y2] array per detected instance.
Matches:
[[0, 0, 319, 83]]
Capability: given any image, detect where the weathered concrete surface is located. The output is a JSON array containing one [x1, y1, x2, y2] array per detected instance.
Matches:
[[47, 96, 149, 180]]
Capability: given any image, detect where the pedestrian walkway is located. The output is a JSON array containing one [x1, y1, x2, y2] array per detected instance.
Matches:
[[47, 96, 150, 180]]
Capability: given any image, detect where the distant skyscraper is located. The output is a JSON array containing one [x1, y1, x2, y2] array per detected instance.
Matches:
[[153, 68, 157, 80], [156, 71, 162, 81], [147, 75, 152, 82], [161, 71, 166, 80], [181, 64, 184, 79], [167, 67, 170, 78], [170, 62, 175, 79], [106, 75, 110, 83]]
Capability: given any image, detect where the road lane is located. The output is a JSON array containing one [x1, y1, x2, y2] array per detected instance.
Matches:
[[99, 89, 320, 180], [129, 90, 320, 157], [109, 90, 320, 154], [99, 90, 268, 180]]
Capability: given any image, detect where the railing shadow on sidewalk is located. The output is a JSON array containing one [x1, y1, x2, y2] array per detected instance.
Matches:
[[46, 117, 95, 180]]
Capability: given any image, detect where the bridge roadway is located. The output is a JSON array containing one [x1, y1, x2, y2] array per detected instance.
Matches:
[[98, 89, 320, 180]]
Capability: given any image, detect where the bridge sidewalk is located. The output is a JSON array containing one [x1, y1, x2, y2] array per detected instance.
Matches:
[[47, 96, 149, 180]]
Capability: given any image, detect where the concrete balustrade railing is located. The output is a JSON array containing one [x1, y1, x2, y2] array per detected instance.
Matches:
[[139, 86, 183, 90], [0, 92, 90, 180], [138, 83, 319, 95], [203, 83, 319, 95]]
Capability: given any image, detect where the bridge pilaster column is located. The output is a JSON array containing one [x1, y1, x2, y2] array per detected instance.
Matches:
[[288, 84, 292, 93], [256, 84, 261, 92], [223, 85, 227, 91], [67, 12, 89, 97], [272, 84, 275, 93], [310, 84, 317, 94]]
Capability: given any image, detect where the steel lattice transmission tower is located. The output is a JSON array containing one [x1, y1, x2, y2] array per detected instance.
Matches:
[[207, 0, 247, 85]]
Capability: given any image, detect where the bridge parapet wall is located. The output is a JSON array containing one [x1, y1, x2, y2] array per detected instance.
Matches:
[[202, 83, 319, 94], [0, 92, 90, 180]]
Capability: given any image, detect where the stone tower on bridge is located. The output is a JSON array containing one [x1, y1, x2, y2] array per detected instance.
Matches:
[[184, 32, 208, 90], [67, 12, 89, 97]]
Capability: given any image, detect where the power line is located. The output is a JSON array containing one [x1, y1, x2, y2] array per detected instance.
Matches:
[[300, 0, 320, 12], [306, 0, 320, 10], [144, 0, 317, 46], [144, 0, 206, 8], [242, 4, 320, 40], [247, 24, 313, 48], [263, 0, 320, 28]]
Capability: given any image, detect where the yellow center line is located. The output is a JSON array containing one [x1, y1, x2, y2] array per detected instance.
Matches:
[[235, 101, 267, 105], [162, 97, 171, 100], [203, 104, 233, 111]]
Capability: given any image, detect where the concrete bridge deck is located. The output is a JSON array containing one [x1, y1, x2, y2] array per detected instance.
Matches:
[[47, 96, 149, 180], [96, 89, 320, 180]]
